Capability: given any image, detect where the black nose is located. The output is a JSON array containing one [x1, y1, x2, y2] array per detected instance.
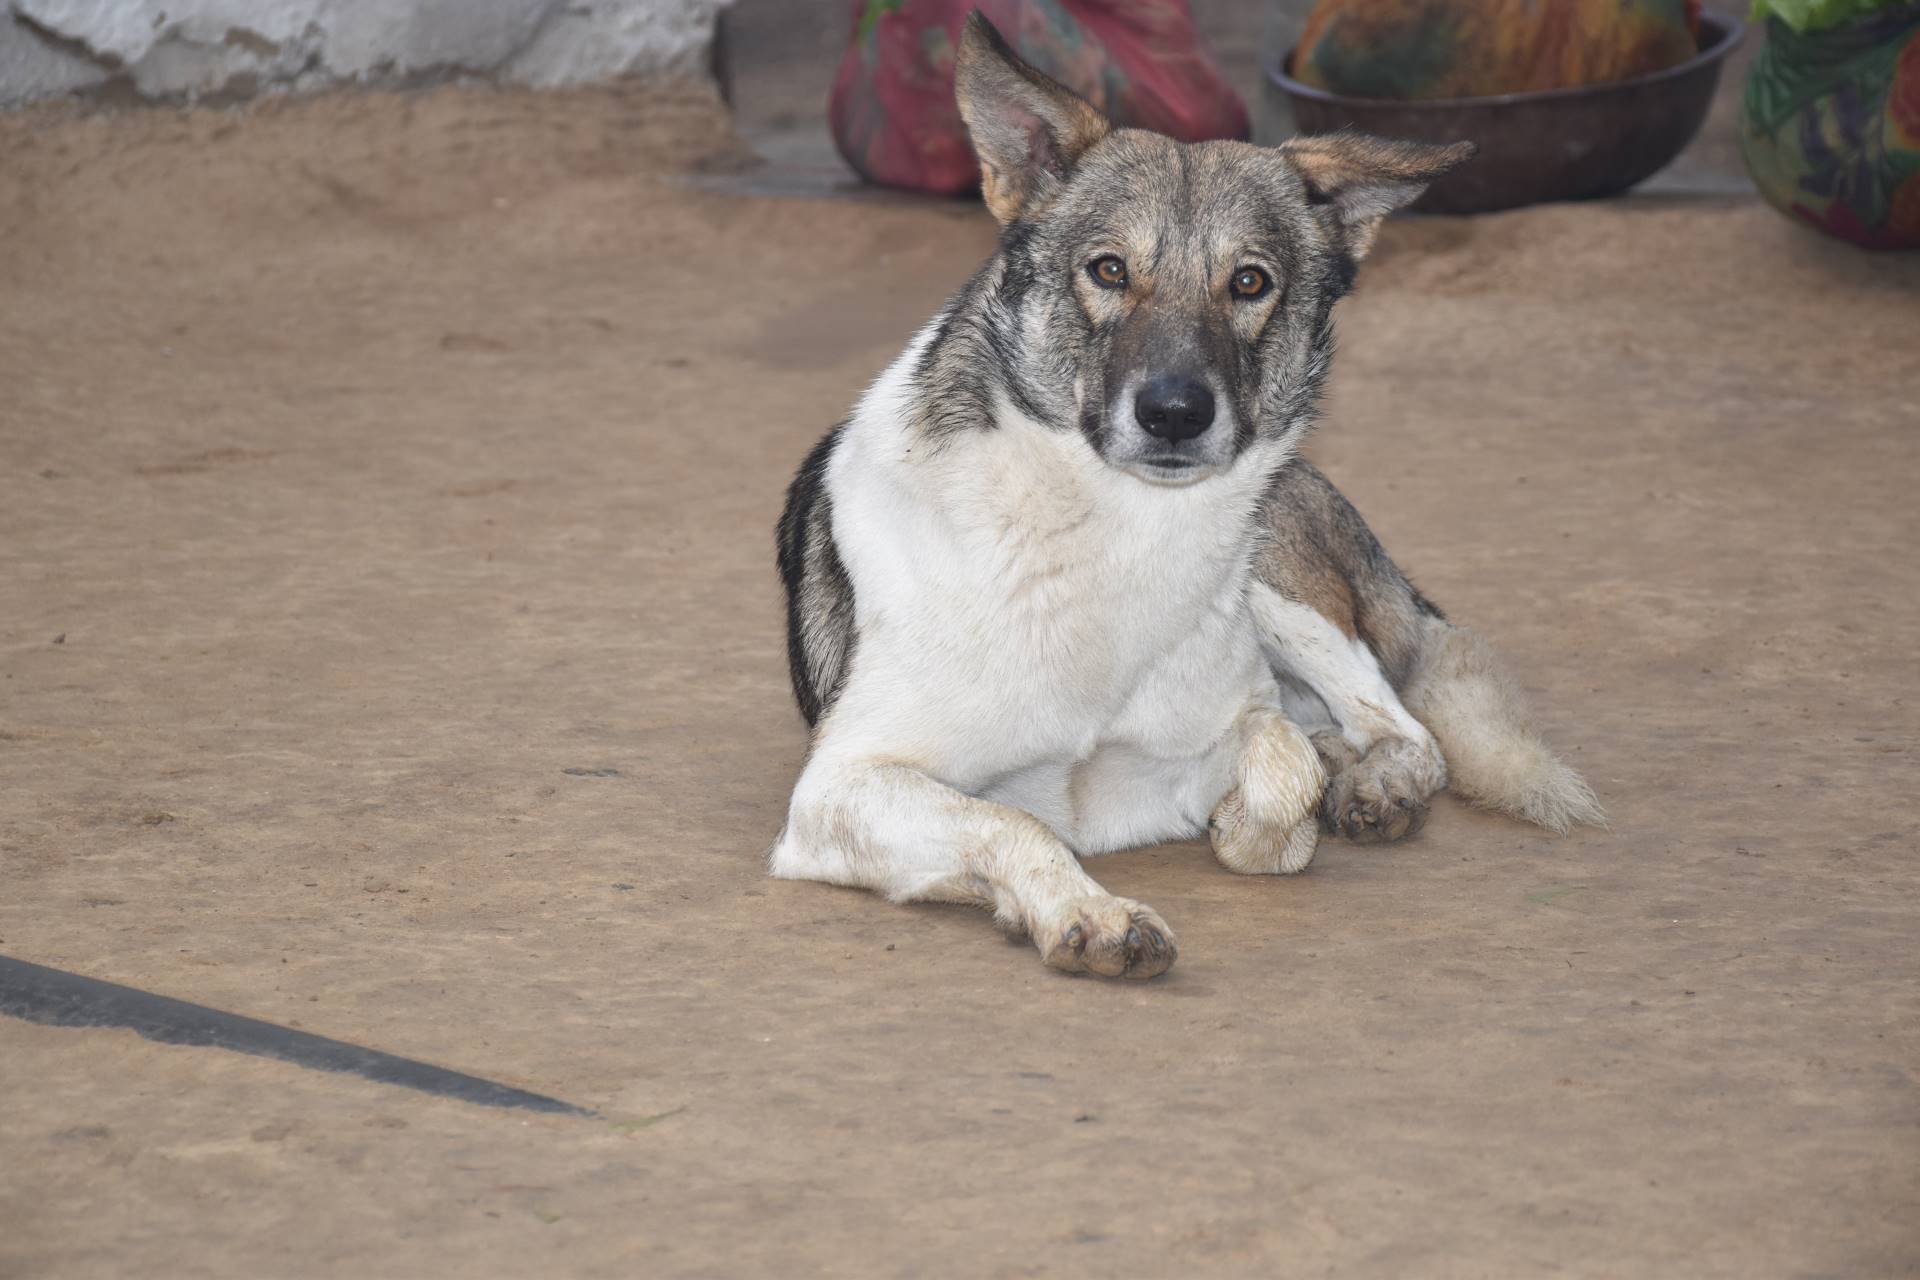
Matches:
[[1133, 376, 1216, 442]]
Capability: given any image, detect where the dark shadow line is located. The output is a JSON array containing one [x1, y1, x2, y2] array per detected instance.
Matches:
[[0, 954, 595, 1117]]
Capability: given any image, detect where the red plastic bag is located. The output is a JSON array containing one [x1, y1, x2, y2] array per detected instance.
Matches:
[[830, 1, 1250, 195]]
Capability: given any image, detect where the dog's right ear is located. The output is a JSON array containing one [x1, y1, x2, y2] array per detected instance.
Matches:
[[955, 12, 1111, 225]]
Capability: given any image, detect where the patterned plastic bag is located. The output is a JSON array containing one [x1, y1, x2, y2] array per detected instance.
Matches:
[[1740, 3, 1920, 248], [829, 0, 1248, 195]]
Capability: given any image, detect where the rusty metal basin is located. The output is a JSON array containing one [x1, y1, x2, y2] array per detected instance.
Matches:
[[1268, 12, 1745, 213]]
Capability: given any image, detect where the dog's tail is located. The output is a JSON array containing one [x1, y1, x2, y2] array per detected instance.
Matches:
[[1402, 617, 1606, 834]]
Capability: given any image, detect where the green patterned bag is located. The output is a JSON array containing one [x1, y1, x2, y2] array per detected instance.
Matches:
[[1740, 1, 1920, 248]]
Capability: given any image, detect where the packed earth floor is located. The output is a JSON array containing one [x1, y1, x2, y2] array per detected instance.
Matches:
[[1, 60, 1917, 1279]]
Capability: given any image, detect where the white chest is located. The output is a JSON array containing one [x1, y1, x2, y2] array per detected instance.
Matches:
[[829, 416, 1277, 778]]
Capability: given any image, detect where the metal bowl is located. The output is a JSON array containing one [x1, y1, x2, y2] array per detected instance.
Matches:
[[1268, 13, 1745, 214]]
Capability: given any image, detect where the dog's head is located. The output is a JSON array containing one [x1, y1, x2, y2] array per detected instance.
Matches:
[[952, 13, 1472, 485]]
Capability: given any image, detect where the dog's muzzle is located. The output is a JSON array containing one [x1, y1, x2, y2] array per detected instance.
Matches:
[[1107, 373, 1235, 484]]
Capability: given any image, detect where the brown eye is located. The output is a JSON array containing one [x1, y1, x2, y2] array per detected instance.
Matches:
[[1088, 256, 1129, 289], [1231, 266, 1271, 300]]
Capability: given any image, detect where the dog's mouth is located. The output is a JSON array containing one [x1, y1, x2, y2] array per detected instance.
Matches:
[[1127, 456, 1216, 486], [1085, 404, 1227, 487]]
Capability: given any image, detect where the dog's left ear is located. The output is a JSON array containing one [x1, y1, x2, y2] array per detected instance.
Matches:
[[1277, 133, 1476, 259], [955, 12, 1111, 225]]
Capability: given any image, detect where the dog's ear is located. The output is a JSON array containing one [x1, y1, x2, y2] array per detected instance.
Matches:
[[955, 12, 1111, 225], [1276, 133, 1475, 259]]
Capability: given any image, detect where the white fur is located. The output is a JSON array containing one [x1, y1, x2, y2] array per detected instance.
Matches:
[[770, 342, 1323, 975], [1250, 584, 1437, 758], [1250, 583, 1450, 814]]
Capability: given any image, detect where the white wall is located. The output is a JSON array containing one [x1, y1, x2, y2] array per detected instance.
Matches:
[[0, 0, 731, 108]]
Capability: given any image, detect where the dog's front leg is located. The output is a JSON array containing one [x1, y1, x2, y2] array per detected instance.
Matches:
[[1209, 704, 1325, 875], [771, 757, 1176, 979]]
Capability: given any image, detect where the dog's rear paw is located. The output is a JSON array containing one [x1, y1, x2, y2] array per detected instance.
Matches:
[[1319, 734, 1446, 844], [1328, 785, 1425, 843], [1039, 896, 1176, 979]]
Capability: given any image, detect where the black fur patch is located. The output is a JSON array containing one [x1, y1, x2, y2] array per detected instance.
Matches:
[[1326, 252, 1359, 299], [775, 425, 856, 726]]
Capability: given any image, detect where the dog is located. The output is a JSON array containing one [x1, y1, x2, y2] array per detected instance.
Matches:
[[771, 13, 1603, 979]]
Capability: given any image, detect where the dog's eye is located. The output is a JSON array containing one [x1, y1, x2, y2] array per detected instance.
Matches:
[[1088, 256, 1129, 289], [1230, 267, 1271, 300]]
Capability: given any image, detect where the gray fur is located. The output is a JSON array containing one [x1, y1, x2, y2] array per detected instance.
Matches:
[[1256, 458, 1445, 690]]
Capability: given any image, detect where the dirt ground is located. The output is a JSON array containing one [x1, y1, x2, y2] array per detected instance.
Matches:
[[3, 54, 1918, 1280]]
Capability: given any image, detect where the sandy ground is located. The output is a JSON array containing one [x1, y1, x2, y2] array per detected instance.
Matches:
[[3, 67, 1919, 1280]]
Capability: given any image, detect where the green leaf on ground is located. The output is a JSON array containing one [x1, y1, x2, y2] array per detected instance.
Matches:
[[609, 1106, 687, 1133]]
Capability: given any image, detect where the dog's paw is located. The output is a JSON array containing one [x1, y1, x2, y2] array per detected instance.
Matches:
[[1319, 734, 1446, 844], [1039, 896, 1176, 979], [1212, 709, 1324, 875], [1210, 786, 1319, 875]]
